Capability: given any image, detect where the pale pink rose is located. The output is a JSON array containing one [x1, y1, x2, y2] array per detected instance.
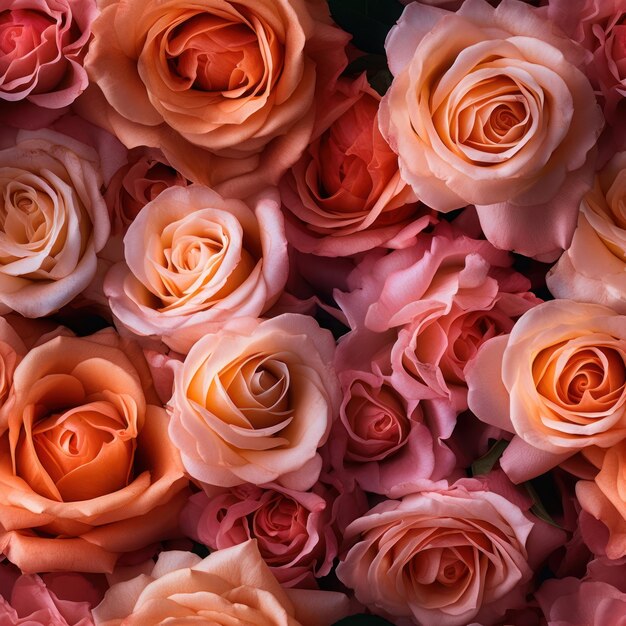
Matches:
[[181, 481, 339, 588], [336, 481, 539, 626], [380, 0, 603, 260], [548, 151, 626, 313], [0, 128, 110, 317], [104, 185, 288, 354], [467, 300, 626, 484], [79, 0, 350, 199], [168, 314, 340, 490], [0, 0, 96, 127], [92, 541, 350, 626], [280, 74, 433, 256]]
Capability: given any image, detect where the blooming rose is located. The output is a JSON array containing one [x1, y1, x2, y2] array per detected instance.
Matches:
[[168, 314, 340, 490], [467, 300, 626, 483], [336, 482, 537, 626], [548, 151, 626, 313], [0, 329, 189, 573], [82, 0, 349, 198], [0, 0, 96, 126], [92, 541, 350, 626], [105, 185, 288, 353], [0, 128, 110, 317], [380, 0, 603, 259], [181, 481, 339, 587], [280, 74, 431, 256]]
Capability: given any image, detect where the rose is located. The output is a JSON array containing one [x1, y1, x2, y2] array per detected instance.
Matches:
[[280, 74, 431, 256], [336, 481, 536, 626], [168, 314, 340, 490], [0, 0, 96, 127], [0, 329, 189, 573], [467, 300, 626, 483], [104, 185, 288, 353], [0, 128, 110, 317], [547, 151, 626, 313], [81, 0, 349, 198], [380, 0, 603, 259], [181, 481, 339, 588], [92, 541, 350, 626]]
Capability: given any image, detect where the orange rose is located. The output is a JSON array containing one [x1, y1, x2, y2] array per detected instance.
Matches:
[[0, 329, 189, 573]]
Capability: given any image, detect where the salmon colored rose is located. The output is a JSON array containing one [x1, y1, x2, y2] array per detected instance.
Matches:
[[380, 0, 603, 259], [0, 329, 189, 573], [92, 541, 350, 626], [548, 151, 626, 313], [280, 74, 431, 256], [467, 300, 626, 483], [81, 0, 349, 198], [104, 185, 288, 354], [168, 314, 340, 490], [0, 128, 110, 317]]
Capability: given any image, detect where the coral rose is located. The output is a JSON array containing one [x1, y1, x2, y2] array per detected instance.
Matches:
[[0, 329, 189, 573], [168, 314, 340, 490], [548, 151, 626, 313], [336, 481, 537, 626], [104, 185, 288, 353], [92, 541, 350, 626], [467, 300, 626, 483], [380, 0, 603, 259], [81, 0, 349, 198], [0, 128, 110, 317]]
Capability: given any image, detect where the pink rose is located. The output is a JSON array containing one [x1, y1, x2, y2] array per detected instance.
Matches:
[[0, 128, 110, 317], [0, 0, 96, 127], [104, 185, 288, 353], [168, 314, 340, 490], [548, 151, 626, 313], [336, 481, 538, 626], [80, 0, 350, 198], [380, 0, 603, 259], [92, 541, 350, 626], [181, 481, 339, 588], [280, 74, 432, 256], [467, 300, 626, 483]]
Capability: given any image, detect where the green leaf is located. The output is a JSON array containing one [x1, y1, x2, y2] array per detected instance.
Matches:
[[471, 439, 510, 476], [524, 481, 562, 528], [332, 615, 394, 626], [344, 54, 394, 96], [329, 0, 405, 54]]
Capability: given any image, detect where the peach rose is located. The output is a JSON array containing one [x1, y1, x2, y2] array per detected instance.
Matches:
[[380, 0, 603, 259], [0, 329, 189, 573], [168, 314, 340, 490], [336, 482, 536, 626], [548, 151, 626, 313], [0, 128, 110, 317], [104, 185, 288, 354], [467, 300, 626, 483], [92, 541, 350, 626], [280, 74, 431, 256], [0, 0, 96, 127], [81, 0, 349, 198]]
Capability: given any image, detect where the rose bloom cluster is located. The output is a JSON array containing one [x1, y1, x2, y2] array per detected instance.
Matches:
[[0, 0, 626, 624]]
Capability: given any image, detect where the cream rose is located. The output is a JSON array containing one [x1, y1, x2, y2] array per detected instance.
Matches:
[[548, 151, 626, 312], [380, 0, 603, 259], [0, 129, 110, 317], [104, 185, 288, 353], [168, 314, 340, 490]]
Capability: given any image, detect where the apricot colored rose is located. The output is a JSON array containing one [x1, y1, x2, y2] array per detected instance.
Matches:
[[104, 185, 288, 354], [548, 151, 626, 313], [467, 300, 626, 483], [0, 129, 110, 317], [381, 0, 603, 259], [0, 329, 188, 573], [168, 314, 340, 490], [93, 542, 349, 625], [81, 0, 349, 198]]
